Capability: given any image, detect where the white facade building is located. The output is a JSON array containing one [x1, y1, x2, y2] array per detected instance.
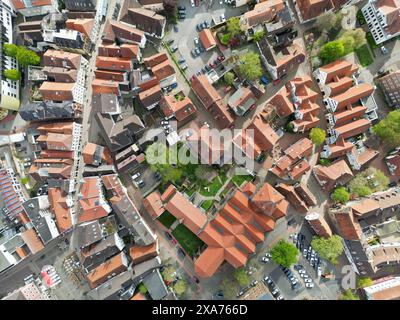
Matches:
[[362, 0, 400, 44]]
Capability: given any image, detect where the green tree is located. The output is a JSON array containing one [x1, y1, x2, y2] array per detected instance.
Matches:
[[315, 12, 337, 32], [224, 71, 235, 86], [270, 240, 298, 268], [309, 128, 326, 145], [349, 168, 389, 197], [331, 187, 350, 204], [3, 69, 21, 81], [3, 43, 18, 57], [16, 47, 40, 66], [253, 30, 265, 42], [373, 110, 400, 148], [161, 265, 176, 282], [319, 40, 345, 64], [226, 17, 241, 37], [339, 289, 360, 300], [341, 29, 366, 49], [138, 283, 148, 294], [233, 267, 250, 287], [173, 279, 187, 297], [221, 277, 238, 299], [357, 277, 373, 289], [341, 36, 355, 55], [311, 235, 344, 265], [237, 51, 262, 81]]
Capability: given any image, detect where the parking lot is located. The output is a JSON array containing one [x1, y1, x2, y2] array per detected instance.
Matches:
[[164, 1, 246, 78]]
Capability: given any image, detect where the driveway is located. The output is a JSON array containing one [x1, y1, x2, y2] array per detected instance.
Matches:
[[164, 1, 246, 78]]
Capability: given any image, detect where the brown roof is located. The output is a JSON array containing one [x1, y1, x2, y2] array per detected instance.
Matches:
[[20, 229, 45, 255], [297, 0, 348, 21], [199, 29, 217, 50], [39, 82, 75, 101], [96, 56, 132, 71], [143, 191, 165, 219], [151, 59, 175, 82], [129, 242, 158, 265], [65, 18, 94, 37], [334, 118, 371, 139], [12, 0, 53, 10], [318, 59, 358, 83], [162, 186, 207, 234], [243, 0, 283, 27], [86, 252, 128, 288], [43, 49, 82, 69], [191, 75, 234, 128], [48, 188, 72, 234], [102, 20, 145, 45], [159, 94, 197, 122], [331, 83, 374, 110], [324, 136, 354, 159], [78, 177, 110, 223], [313, 159, 353, 190], [143, 52, 168, 68], [138, 84, 162, 107]]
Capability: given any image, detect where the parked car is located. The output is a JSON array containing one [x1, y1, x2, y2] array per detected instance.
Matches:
[[191, 0, 195, 6], [154, 172, 162, 180], [260, 75, 269, 85], [195, 47, 201, 55], [194, 37, 199, 45], [137, 180, 145, 188], [250, 280, 258, 287], [263, 276, 272, 284], [178, 5, 186, 10], [236, 290, 245, 298], [260, 256, 269, 263], [191, 49, 198, 57], [167, 39, 174, 45], [171, 45, 178, 52], [132, 172, 141, 180], [196, 23, 203, 32], [204, 20, 210, 28], [181, 64, 188, 71], [198, 45, 205, 53], [305, 282, 314, 289], [178, 58, 186, 64], [174, 25, 179, 32], [381, 46, 388, 54], [220, 13, 226, 22], [276, 295, 284, 300]]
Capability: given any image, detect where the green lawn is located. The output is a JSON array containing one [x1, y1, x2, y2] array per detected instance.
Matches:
[[356, 45, 374, 67], [366, 32, 378, 50], [157, 211, 176, 229], [356, 9, 366, 25], [172, 224, 205, 257], [200, 200, 214, 211], [199, 176, 223, 197], [231, 175, 253, 187]]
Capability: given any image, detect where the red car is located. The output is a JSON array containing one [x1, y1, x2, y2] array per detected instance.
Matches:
[[209, 62, 216, 68], [273, 79, 281, 85], [217, 55, 225, 62], [195, 0, 199, 6]]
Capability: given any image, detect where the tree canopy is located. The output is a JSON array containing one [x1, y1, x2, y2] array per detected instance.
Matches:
[[233, 267, 250, 287], [3, 43, 18, 57], [270, 240, 298, 268], [319, 40, 345, 64], [237, 51, 263, 81], [224, 71, 235, 85], [161, 265, 176, 282], [3, 69, 21, 81], [348, 168, 389, 198], [315, 12, 339, 32], [309, 128, 326, 145], [357, 277, 373, 289], [253, 30, 265, 42], [311, 235, 344, 265], [339, 289, 360, 300], [331, 187, 350, 204], [16, 47, 40, 66], [373, 110, 400, 148], [221, 277, 238, 299], [226, 17, 241, 37], [174, 279, 187, 296]]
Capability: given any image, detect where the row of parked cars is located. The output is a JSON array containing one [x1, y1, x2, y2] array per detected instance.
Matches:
[[236, 280, 259, 298], [263, 276, 284, 300], [294, 264, 315, 289], [190, 55, 226, 79], [280, 265, 300, 290]]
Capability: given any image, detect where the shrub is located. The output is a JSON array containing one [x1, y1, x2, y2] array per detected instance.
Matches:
[[4, 69, 21, 81], [331, 187, 350, 204]]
